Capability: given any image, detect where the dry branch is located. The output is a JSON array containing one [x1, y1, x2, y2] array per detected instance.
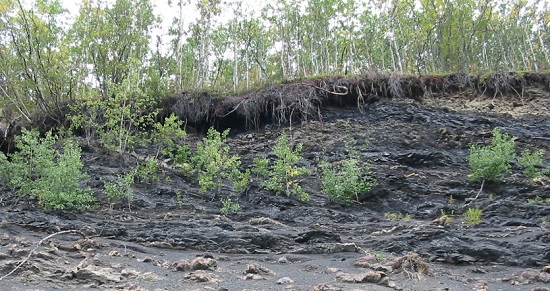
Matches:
[[0, 229, 85, 282]]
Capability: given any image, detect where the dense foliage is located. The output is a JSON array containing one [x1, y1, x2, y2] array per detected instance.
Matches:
[[518, 149, 548, 179], [469, 128, 516, 183], [469, 128, 549, 185], [192, 128, 249, 195], [0, 0, 548, 212], [321, 158, 376, 203], [0, 129, 94, 210], [253, 132, 310, 201], [1, 0, 548, 123]]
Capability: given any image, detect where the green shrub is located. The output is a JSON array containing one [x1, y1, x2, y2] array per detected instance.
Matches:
[[173, 141, 193, 174], [136, 158, 160, 184], [518, 149, 547, 179], [69, 85, 158, 153], [468, 128, 516, 183], [320, 137, 375, 203], [152, 114, 187, 158], [439, 210, 454, 225], [104, 170, 136, 210], [527, 196, 550, 204], [320, 157, 375, 203], [67, 94, 101, 146], [191, 128, 249, 194], [384, 212, 403, 221], [253, 132, 310, 201], [220, 197, 240, 215], [0, 129, 94, 210], [252, 157, 270, 177], [229, 166, 251, 193], [175, 191, 184, 206], [0, 153, 10, 185], [463, 208, 482, 225]]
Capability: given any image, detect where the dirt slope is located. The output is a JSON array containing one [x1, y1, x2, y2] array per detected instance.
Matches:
[[1, 87, 550, 290]]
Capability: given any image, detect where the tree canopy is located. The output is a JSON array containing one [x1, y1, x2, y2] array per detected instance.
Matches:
[[0, 0, 548, 120]]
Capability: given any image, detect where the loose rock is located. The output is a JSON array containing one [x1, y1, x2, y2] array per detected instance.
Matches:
[[175, 259, 191, 271], [353, 255, 377, 268], [190, 256, 217, 271], [244, 263, 274, 275], [276, 277, 294, 284], [184, 270, 218, 283]]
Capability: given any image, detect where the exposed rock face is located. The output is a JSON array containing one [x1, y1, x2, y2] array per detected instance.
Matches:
[[1, 89, 550, 290]]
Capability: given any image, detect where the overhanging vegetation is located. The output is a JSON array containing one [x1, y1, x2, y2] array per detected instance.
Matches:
[[1, 72, 550, 153], [160, 72, 550, 132]]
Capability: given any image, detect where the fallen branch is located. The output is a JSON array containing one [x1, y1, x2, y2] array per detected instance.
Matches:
[[463, 179, 485, 209], [0, 229, 85, 282]]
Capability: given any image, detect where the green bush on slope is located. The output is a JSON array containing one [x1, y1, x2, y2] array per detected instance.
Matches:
[[0, 129, 94, 210]]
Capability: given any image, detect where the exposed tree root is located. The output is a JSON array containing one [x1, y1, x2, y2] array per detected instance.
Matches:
[[2, 72, 549, 153], [393, 252, 430, 280], [160, 72, 550, 134]]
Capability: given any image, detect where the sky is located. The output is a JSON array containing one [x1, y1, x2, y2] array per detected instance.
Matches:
[[60, 1, 189, 36], [57, 0, 264, 52], [60, 0, 263, 32]]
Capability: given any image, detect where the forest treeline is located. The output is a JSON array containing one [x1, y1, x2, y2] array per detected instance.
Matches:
[[0, 0, 548, 124]]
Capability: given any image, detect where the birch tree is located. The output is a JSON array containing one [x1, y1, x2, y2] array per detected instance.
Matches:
[[70, 0, 157, 100], [0, 0, 75, 122]]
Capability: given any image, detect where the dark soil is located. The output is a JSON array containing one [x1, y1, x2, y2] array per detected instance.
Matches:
[[1, 86, 550, 290]]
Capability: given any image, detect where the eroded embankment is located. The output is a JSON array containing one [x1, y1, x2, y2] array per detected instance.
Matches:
[[159, 72, 550, 132], [0, 73, 549, 290]]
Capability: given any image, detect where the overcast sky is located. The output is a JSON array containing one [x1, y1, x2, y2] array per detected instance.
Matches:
[[57, 0, 263, 51], [60, 0, 262, 31]]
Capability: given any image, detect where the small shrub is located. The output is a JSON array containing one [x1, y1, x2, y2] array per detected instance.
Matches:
[[137, 158, 160, 184], [527, 196, 550, 204], [104, 171, 136, 210], [69, 86, 158, 153], [383, 213, 411, 221], [321, 158, 375, 203], [384, 212, 403, 221], [174, 144, 193, 175], [67, 98, 102, 146], [35, 140, 94, 210], [519, 149, 546, 179], [252, 157, 270, 177], [175, 191, 184, 206], [191, 128, 249, 194], [220, 197, 240, 215], [374, 253, 386, 261], [440, 210, 454, 225], [152, 114, 186, 157], [464, 208, 482, 225], [229, 167, 251, 193], [320, 137, 376, 203], [447, 195, 454, 205], [253, 132, 309, 201], [0, 129, 94, 210], [527, 196, 540, 204], [468, 128, 516, 183]]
